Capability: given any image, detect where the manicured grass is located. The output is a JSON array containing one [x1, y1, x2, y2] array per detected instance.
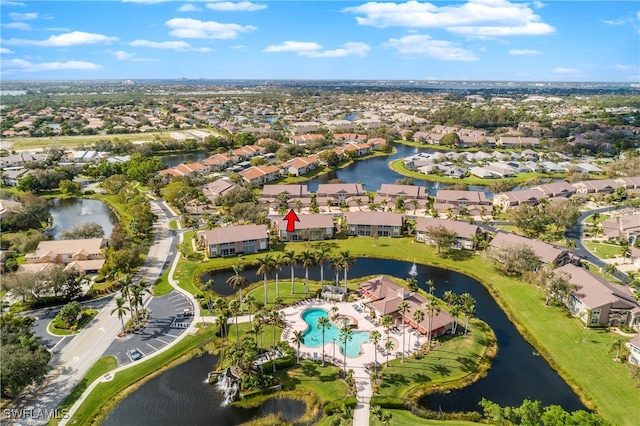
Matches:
[[389, 159, 566, 186], [66, 327, 216, 426], [153, 269, 174, 296], [227, 321, 284, 351], [378, 322, 492, 399], [583, 241, 624, 259], [169, 220, 178, 230], [371, 410, 481, 426], [48, 357, 118, 426], [48, 309, 99, 336], [274, 360, 348, 403]]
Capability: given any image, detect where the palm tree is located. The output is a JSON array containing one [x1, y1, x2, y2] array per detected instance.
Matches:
[[460, 293, 476, 335], [330, 255, 343, 287], [255, 253, 274, 304], [317, 315, 332, 366], [272, 253, 284, 299], [603, 263, 617, 280], [369, 329, 382, 373], [228, 299, 241, 345], [111, 297, 130, 333], [384, 339, 395, 367], [130, 285, 144, 324], [339, 251, 355, 294], [254, 310, 266, 349], [411, 309, 425, 353], [118, 274, 135, 323], [425, 299, 441, 352], [314, 244, 332, 285], [450, 305, 461, 335], [283, 250, 297, 294], [227, 265, 249, 313], [268, 309, 284, 372], [610, 338, 624, 361], [244, 294, 256, 327], [397, 301, 409, 362], [381, 314, 393, 342], [291, 330, 305, 364], [339, 320, 353, 374], [298, 249, 315, 293], [331, 305, 339, 321], [443, 290, 458, 306]]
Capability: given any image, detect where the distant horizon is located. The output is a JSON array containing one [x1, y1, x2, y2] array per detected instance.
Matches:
[[1, 1, 638, 82]]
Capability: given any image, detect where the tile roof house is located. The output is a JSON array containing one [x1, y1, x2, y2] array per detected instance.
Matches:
[[558, 263, 640, 328], [239, 165, 281, 185], [280, 155, 319, 177], [290, 133, 325, 145], [159, 162, 208, 177], [435, 190, 489, 207], [1, 168, 33, 186], [571, 179, 622, 194], [317, 183, 365, 203], [198, 224, 269, 257], [345, 211, 404, 237], [0, 199, 22, 219], [627, 334, 640, 366], [415, 218, 481, 250], [488, 232, 571, 267], [359, 275, 454, 336], [201, 178, 239, 204], [533, 181, 577, 198], [24, 238, 107, 274], [602, 211, 640, 241], [274, 213, 335, 241], [378, 184, 428, 199], [497, 136, 540, 148], [492, 189, 549, 210]]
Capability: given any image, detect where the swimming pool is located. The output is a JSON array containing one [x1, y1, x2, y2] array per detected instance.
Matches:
[[301, 308, 370, 358]]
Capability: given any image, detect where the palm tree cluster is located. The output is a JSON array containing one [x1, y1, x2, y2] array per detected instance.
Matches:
[[443, 290, 476, 336], [111, 274, 152, 333]]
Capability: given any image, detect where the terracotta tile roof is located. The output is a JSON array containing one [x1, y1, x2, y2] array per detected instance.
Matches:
[[198, 224, 269, 245]]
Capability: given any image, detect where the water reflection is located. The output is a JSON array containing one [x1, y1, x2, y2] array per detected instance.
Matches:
[[46, 198, 117, 240]]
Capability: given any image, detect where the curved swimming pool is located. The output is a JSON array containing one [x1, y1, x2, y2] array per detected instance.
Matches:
[[301, 308, 369, 358]]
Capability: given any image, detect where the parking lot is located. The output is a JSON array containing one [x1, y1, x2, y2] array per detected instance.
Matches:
[[103, 290, 195, 366]]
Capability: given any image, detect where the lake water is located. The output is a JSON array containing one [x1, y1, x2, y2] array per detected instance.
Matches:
[[159, 152, 209, 169], [46, 198, 117, 240], [202, 258, 586, 413]]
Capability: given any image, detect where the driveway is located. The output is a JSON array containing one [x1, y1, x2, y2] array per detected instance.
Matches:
[[103, 290, 195, 366]]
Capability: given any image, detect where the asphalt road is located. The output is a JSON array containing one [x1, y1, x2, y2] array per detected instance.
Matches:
[[103, 290, 194, 366]]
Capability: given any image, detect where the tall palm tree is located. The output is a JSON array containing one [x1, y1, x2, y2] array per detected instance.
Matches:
[[111, 297, 130, 333], [272, 252, 284, 299], [268, 309, 284, 372], [339, 320, 353, 374], [314, 244, 332, 285], [317, 315, 331, 366], [244, 294, 256, 327], [369, 329, 382, 373], [130, 285, 144, 324], [119, 274, 135, 323], [255, 253, 274, 305], [298, 249, 315, 293], [412, 309, 425, 353], [425, 299, 441, 352], [330, 255, 343, 287], [283, 250, 297, 294], [397, 301, 410, 362], [460, 293, 476, 335], [339, 251, 355, 294], [291, 330, 305, 364], [227, 265, 249, 312], [254, 310, 266, 349], [610, 338, 624, 361], [228, 299, 241, 346], [450, 305, 461, 335], [384, 339, 395, 367], [443, 290, 458, 306], [381, 314, 393, 342]]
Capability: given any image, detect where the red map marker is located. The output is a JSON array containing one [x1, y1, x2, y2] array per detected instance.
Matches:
[[283, 209, 300, 232]]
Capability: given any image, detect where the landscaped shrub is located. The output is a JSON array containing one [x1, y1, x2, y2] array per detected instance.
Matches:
[[369, 396, 405, 409], [323, 397, 357, 415], [262, 355, 294, 372]]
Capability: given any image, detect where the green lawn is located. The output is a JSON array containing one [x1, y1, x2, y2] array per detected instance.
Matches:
[[65, 327, 216, 426], [153, 269, 174, 296], [371, 410, 481, 426], [169, 220, 178, 230], [378, 322, 493, 400], [274, 360, 348, 403], [583, 241, 624, 259], [48, 357, 117, 425], [389, 159, 566, 186]]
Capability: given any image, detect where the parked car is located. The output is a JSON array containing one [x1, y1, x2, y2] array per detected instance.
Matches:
[[127, 348, 143, 361]]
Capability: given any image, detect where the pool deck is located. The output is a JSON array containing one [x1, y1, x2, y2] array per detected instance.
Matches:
[[281, 298, 424, 426]]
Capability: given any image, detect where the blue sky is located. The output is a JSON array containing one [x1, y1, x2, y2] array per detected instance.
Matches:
[[1, 0, 638, 81]]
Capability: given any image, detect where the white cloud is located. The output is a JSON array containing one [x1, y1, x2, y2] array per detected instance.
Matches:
[[2, 58, 102, 73], [601, 18, 630, 25], [610, 64, 637, 71], [8, 12, 37, 20], [383, 34, 478, 61], [230, 45, 246, 50], [5, 31, 117, 46], [509, 49, 541, 55], [177, 4, 201, 12], [532, 1, 545, 9], [263, 41, 322, 53], [113, 50, 160, 62], [130, 39, 193, 49], [206, 1, 267, 12], [302, 42, 371, 58], [0, 1, 26, 6], [122, 0, 171, 3], [344, 0, 555, 37], [4, 22, 31, 30], [552, 67, 583, 76], [166, 18, 256, 39], [0, 47, 14, 54]]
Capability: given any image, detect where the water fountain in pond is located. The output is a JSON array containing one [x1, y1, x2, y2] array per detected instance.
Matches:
[[80, 207, 94, 215], [210, 367, 241, 406], [409, 261, 418, 278]]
